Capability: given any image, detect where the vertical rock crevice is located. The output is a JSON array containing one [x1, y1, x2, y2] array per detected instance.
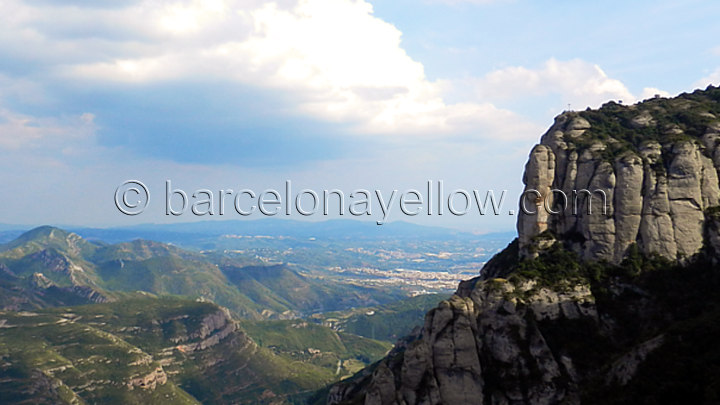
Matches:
[[519, 97, 720, 263]]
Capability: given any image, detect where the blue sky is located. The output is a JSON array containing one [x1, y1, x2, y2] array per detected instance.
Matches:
[[1, 0, 719, 233]]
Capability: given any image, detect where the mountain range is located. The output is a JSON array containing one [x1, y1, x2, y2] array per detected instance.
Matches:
[[0, 226, 410, 318], [0, 225, 450, 404], [6, 87, 720, 404]]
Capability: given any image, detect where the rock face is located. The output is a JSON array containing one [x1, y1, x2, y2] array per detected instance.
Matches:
[[327, 87, 720, 405], [326, 248, 720, 405], [518, 91, 720, 263], [127, 366, 168, 390], [69, 285, 110, 303], [171, 308, 237, 353], [328, 281, 598, 405]]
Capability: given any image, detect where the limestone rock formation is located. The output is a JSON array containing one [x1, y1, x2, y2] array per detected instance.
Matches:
[[327, 86, 720, 405], [328, 280, 598, 405], [519, 88, 720, 263], [127, 366, 168, 390], [172, 308, 237, 352]]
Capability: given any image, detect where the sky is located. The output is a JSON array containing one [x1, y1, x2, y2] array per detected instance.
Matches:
[[1, 0, 719, 233]]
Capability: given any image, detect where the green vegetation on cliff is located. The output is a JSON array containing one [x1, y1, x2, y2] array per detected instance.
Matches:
[[571, 85, 720, 155]]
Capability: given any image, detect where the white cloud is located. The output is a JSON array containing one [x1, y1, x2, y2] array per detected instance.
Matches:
[[1, 0, 533, 138], [472, 58, 644, 109], [468, 58, 683, 113]]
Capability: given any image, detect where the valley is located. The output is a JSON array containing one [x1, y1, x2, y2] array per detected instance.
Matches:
[[0, 222, 495, 404]]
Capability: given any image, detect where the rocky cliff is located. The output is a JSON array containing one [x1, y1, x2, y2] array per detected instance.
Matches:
[[328, 279, 597, 405], [519, 86, 720, 263], [326, 86, 720, 405]]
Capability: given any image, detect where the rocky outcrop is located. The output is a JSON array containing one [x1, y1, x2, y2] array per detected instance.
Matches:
[[327, 265, 720, 405], [605, 334, 664, 386], [26, 249, 97, 287], [29, 272, 109, 304], [127, 366, 168, 390], [170, 309, 236, 353], [329, 280, 598, 405], [69, 285, 110, 303], [31, 272, 55, 289], [519, 90, 720, 263], [328, 87, 720, 405]]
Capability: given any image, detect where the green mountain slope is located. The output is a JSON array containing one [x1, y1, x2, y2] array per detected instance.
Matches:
[[94, 253, 263, 319], [0, 227, 103, 289], [0, 302, 199, 404], [309, 293, 448, 342], [0, 296, 364, 404], [221, 263, 405, 317], [239, 318, 392, 380], [0, 227, 432, 403], [0, 227, 407, 320], [0, 226, 98, 260]]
